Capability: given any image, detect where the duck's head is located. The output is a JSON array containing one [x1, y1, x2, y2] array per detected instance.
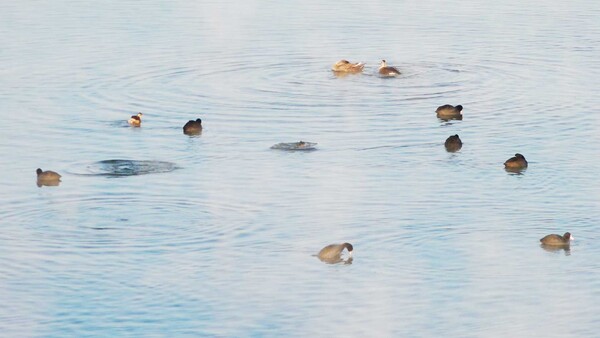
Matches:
[[380, 60, 387, 68], [514, 153, 525, 159], [343, 242, 354, 256], [36, 168, 43, 175], [564, 232, 573, 241]]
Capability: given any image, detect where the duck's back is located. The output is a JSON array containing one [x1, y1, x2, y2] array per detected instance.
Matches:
[[183, 119, 202, 133], [540, 234, 567, 245], [379, 67, 400, 76], [318, 244, 343, 260], [38, 170, 61, 180]]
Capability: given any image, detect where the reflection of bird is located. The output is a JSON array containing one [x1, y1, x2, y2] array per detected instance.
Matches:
[[540, 243, 571, 256], [540, 232, 573, 246], [436, 104, 463, 119], [183, 118, 203, 135], [128, 112, 143, 126], [445, 134, 463, 152], [332, 60, 365, 73], [317, 243, 353, 263], [504, 153, 528, 170], [378, 60, 400, 76]]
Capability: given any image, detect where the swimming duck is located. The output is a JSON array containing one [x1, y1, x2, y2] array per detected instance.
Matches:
[[504, 153, 528, 170], [436, 104, 463, 119], [332, 60, 365, 73], [36, 168, 61, 186], [378, 60, 401, 76], [445, 134, 463, 152], [183, 118, 203, 135], [128, 112, 143, 126], [540, 232, 573, 246], [36, 168, 61, 181], [317, 243, 353, 263]]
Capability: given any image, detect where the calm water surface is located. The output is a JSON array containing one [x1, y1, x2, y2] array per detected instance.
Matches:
[[1, 1, 599, 337]]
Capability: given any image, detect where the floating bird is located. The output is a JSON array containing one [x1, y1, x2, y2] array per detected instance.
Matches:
[[317, 243, 353, 263], [504, 153, 528, 170], [445, 134, 463, 152], [436, 104, 463, 120], [183, 118, 203, 135], [332, 59, 365, 73], [378, 60, 401, 76], [128, 112, 143, 126], [540, 232, 573, 246], [36, 168, 61, 187]]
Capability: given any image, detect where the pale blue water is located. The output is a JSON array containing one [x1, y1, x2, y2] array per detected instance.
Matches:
[[1, 1, 599, 337]]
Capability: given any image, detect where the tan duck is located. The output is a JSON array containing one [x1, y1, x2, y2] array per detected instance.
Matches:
[[436, 104, 463, 119], [444, 134, 463, 152], [504, 153, 528, 170], [332, 59, 365, 73], [540, 232, 573, 246], [36, 168, 61, 186], [378, 60, 401, 76], [183, 118, 203, 135], [128, 112, 143, 126], [317, 243, 353, 263]]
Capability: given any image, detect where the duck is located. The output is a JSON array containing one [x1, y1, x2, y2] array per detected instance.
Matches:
[[183, 118, 203, 135], [378, 60, 401, 76], [36, 168, 61, 186], [504, 153, 528, 170], [540, 232, 573, 246], [332, 59, 365, 73], [128, 112, 143, 126], [445, 134, 463, 152], [436, 104, 463, 119], [317, 243, 353, 263]]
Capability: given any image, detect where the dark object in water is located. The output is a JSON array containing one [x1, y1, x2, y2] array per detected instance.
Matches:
[[36, 168, 62, 187], [444, 134, 463, 152], [504, 153, 528, 171], [183, 119, 202, 135], [540, 232, 572, 246], [317, 243, 354, 264], [436, 104, 463, 120], [85, 160, 177, 177], [128, 112, 143, 126], [271, 141, 317, 151], [378, 60, 401, 76]]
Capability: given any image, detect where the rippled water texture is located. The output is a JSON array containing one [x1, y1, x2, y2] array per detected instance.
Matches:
[[1, 1, 599, 336]]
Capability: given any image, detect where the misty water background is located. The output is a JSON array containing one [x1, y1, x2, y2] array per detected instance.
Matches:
[[1, 1, 599, 336]]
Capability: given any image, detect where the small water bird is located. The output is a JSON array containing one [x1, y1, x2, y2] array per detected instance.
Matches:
[[36, 168, 61, 186], [436, 104, 463, 120], [540, 232, 573, 246], [444, 134, 463, 152], [332, 59, 365, 73], [504, 153, 528, 170], [317, 243, 353, 263], [183, 118, 203, 135], [378, 60, 401, 76], [128, 112, 143, 126]]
